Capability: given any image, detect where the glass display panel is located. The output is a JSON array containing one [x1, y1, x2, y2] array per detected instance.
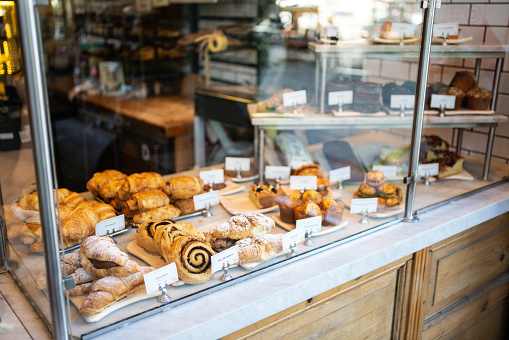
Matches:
[[4, 0, 508, 338]]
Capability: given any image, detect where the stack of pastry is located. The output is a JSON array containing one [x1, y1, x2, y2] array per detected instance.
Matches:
[[86, 169, 127, 203], [205, 212, 283, 264], [292, 164, 330, 195], [36, 236, 154, 317], [276, 190, 344, 227], [353, 170, 403, 210], [136, 219, 215, 285]]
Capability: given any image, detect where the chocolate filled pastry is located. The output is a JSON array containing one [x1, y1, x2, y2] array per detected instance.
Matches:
[[117, 172, 165, 201], [164, 235, 215, 285], [365, 170, 385, 187], [80, 236, 140, 277], [236, 234, 284, 263], [125, 190, 170, 212], [319, 198, 344, 227], [301, 190, 323, 205], [136, 219, 177, 254], [203, 182, 226, 191], [156, 222, 206, 262], [86, 170, 127, 197], [79, 266, 155, 316], [132, 204, 181, 224], [294, 202, 323, 222], [162, 176, 204, 200], [99, 179, 125, 201], [173, 198, 198, 215]]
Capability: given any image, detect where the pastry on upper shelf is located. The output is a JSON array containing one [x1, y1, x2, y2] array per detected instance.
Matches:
[[256, 88, 294, 112], [275, 194, 303, 223], [422, 150, 464, 179], [439, 86, 465, 110], [206, 212, 275, 251], [86, 170, 127, 197], [326, 80, 354, 111], [248, 184, 285, 209], [450, 71, 478, 93], [353, 82, 382, 113], [465, 87, 492, 110], [382, 82, 414, 107], [319, 198, 344, 226]]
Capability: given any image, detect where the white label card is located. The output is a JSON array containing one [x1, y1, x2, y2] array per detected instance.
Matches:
[[350, 198, 378, 214], [135, 0, 152, 12], [265, 165, 291, 180], [19, 125, 31, 143], [95, 215, 125, 236], [225, 157, 250, 171], [289, 158, 309, 170], [0, 132, 14, 140], [152, 0, 170, 8], [329, 166, 351, 183], [290, 176, 317, 191], [193, 190, 220, 210], [144, 262, 179, 295], [390, 95, 415, 109], [433, 22, 459, 37], [430, 94, 456, 109], [282, 228, 305, 251], [390, 23, 416, 37], [296, 215, 322, 234], [211, 245, 239, 274], [372, 165, 398, 179], [282, 90, 307, 107], [328, 90, 353, 106], [199, 169, 224, 185], [418, 163, 440, 177]]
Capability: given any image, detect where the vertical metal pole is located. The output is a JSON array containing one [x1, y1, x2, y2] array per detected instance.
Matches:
[[193, 115, 206, 168], [403, 0, 437, 222], [455, 128, 463, 156], [474, 59, 481, 80], [320, 54, 327, 113], [16, 0, 69, 339], [482, 58, 503, 180], [314, 54, 319, 107], [258, 128, 265, 184]]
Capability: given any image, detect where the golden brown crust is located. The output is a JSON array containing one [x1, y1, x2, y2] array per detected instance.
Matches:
[[377, 183, 398, 198], [86, 170, 127, 197], [117, 172, 165, 201], [162, 176, 204, 200], [365, 170, 385, 187], [293, 163, 323, 177], [172, 198, 197, 215], [275, 195, 303, 223], [125, 190, 170, 212], [294, 202, 322, 221], [99, 179, 125, 200], [132, 205, 181, 224], [319, 199, 344, 226], [359, 183, 377, 197], [301, 190, 323, 205], [136, 219, 176, 254]]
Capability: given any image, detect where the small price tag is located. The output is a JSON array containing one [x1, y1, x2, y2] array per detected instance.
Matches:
[[152, 0, 170, 8], [225, 157, 250, 172], [95, 215, 125, 236], [430, 94, 456, 109], [193, 190, 220, 210], [135, 0, 152, 12], [296, 215, 322, 234], [350, 198, 378, 214], [390, 95, 415, 109], [282, 90, 307, 107], [282, 228, 305, 251], [372, 165, 398, 179], [0, 132, 13, 140], [265, 165, 291, 180], [290, 176, 317, 191], [199, 169, 224, 186], [433, 22, 459, 37], [19, 125, 31, 143], [390, 23, 416, 37], [418, 163, 439, 177], [211, 245, 239, 274], [326, 24, 339, 38], [328, 90, 353, 106], [144, 263, 179, 295], [329, 166, 351, 184]]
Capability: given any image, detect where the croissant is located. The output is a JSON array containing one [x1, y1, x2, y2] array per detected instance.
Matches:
[[86, 170, 127, 197], [79, 266, 155, 316], [236, 234, 283, 263], [99, 179, 125, 200], [132, 204, 181, 224], [60, 201, 116, 240], [208, 212, 275, 240], [19, 188, 84, 211], [162, 176, 204, 200], [116, 172, 165, 201], [125, 190, 170, 212], [80, 236, 140, 277]]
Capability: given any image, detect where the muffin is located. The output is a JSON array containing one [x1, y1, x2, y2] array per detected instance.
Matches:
[[450, 71, 478, 93], [466, 87, 492, 110], [276, 194, 303, 223], [301, 190, 323, 205], [319, 198, 344, 226], [439, 86, 465, 110], [294, 202, 323, 221], [316, 177, 329, 196]]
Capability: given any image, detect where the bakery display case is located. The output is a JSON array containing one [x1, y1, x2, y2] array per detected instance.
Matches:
[[1, 0, 509, 339]]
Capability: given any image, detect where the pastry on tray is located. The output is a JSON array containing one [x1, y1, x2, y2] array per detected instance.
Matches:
[[162, 176, 204, 200], [116, 172, 166, 201], [86, 170, 127, 198], [206, 212, 275, 252], [420, 135, 464, 179], [275, 194, 303, 223], [248, 184, 285, 209], [465, 87, 492, 110], [236, 234, 284, 263], [132, 204, 181, 224], [352, 170, 403, 211]]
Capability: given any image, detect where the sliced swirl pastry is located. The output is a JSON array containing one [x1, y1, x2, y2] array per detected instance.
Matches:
[[80, 236, 140, 277]]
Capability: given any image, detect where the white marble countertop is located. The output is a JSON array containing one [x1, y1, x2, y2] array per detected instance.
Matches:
[[89, 181, 509, 340]]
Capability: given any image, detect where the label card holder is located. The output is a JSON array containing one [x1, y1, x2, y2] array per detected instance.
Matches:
[[390, 95, 415, 109], [390, 23, 416, 37], [418, 163, 439, 177], [211, 245, 239, 274], [329, 166, 351, 184], [193, 191, 220, 210], [430, 94, 456, 109], [144, 263, 179, 295], [296, 216, 322, 234], [265, 165, 291, 180], [96, 215, 125, 236], [372, 165, 398, 179], [350, 198, 378, 214], [433, 22, 459, 37], [282, 90, 307, 107], [328, 91, 353, 106], [225, 157, 250, 172], [199, 169, 225, 186], [282, 228, 305, 251], [290, 176, 317, 191]]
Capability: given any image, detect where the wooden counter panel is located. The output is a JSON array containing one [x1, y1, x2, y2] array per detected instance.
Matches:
[[426, 214, 509, 315], [223, 258, 410, 340]]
